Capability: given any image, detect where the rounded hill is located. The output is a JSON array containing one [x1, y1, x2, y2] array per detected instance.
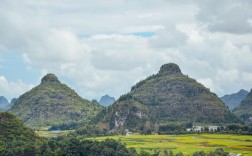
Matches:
[[9, 74, 102, 128], [0, 112, 39, 155]]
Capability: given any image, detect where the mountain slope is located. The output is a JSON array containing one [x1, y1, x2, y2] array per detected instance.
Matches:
[[0, 96, 9, 111], [8, 98, 17, 109], [0, 112, 39, 155], [9, 73, 102, 128], [220, 89, 248, 110], [233, 89, 252, 123], [100, 63, 239, 131], [99, 95, 116, 106]]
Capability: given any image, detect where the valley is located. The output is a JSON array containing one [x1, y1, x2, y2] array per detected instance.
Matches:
[[1, 63, 252, 155], [1, 0, 252, 155]]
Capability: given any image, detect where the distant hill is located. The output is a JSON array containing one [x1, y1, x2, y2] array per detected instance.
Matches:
[[98, 63, 239, 131], [220, 89, 248, 110], [9, 73, 103, 128], [92, 99, 99, 104], [0, 112, 39, 155], [0, 96, 9, 111], [233, 89, 252, 123], [8, 98, 17, 109], [99, 95, 116, 106]]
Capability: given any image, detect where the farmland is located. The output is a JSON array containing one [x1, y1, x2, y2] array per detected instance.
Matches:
[[87, 134, 252, 155]]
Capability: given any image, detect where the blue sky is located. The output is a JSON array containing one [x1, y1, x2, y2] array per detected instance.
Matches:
[[0, 0, 252, 101], [0, 51, 39, 84]]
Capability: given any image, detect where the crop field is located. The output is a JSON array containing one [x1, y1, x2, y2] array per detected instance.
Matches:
[[88, 134, 252, 155], [36, 130, 72, 138]]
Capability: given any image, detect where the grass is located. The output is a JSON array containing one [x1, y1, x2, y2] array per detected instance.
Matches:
[[87, 134, 252, 156], [35, 130, 73, 138]]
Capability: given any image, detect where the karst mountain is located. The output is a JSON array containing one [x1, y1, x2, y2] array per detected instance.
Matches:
[[9, 73, 102, 128], [220, 89, 248, 111], [98, 63, 239, 131], [233, 89, 252, 123]]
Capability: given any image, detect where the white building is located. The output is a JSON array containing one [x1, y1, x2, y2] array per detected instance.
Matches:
[[208, 126, 219, 131], [193, 126, 203, 132]]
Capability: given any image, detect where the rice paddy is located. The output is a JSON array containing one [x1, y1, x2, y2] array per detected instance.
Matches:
[[88, 134, 252, 155]]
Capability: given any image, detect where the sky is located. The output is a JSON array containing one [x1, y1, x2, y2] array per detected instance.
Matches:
[[0, 0, 252, 102]]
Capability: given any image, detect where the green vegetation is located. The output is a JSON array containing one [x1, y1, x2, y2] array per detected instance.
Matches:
[[155, 123, 252, 135], [38, 137, 138, 156], [9, 73, 103, 129], [220, 89, 248, 111], [89, 134, 252, 155], [35, 130, 73, 138], [0, 112, 136, 156], [98, 63, 240, 132], [1, 113, 248, 156], [0, 112, 40, 155], [0, 96, 9, 111], [233, 89, 252, 124]]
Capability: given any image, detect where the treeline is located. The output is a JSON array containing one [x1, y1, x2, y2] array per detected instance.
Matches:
[[0, 134, 231, 156], [0, 140, 38, 156], [75, 125, 109, 136], [39, 137, 138, 156], [225, 124, 252, 134], [158, 123, 192, 134], [153, 148, 228, 156], [157, 123, 252, 135], [0, 137, 137, 156], [49, 122, 81, 131], [74, 122, 252, 136], [38, 138, 230, 156], [192, 148, 228, 156]]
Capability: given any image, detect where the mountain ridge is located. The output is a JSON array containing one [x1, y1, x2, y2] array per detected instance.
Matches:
[[233, 89, 252, 123], [220, 89, 248, 110]]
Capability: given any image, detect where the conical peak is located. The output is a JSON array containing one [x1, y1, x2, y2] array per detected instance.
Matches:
[[159, 63, 181, 74], [41, 73, 60, 83], [240, 89, 247, 92]]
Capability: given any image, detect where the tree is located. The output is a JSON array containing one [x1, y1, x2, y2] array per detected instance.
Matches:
[[193, 151, 206, 156]]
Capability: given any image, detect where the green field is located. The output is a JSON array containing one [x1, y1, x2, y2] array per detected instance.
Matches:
[[87, 134, 252, 156], [36, 130, 73, 138]]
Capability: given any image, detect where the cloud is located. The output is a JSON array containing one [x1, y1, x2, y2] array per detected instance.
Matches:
[[150, 26, 187, 48], [0, 0, 252, 101], [23, 28, 92, 69], [220, 42, 252, 70], [0, 76, 34, 101], [196, 0, 252, 34]]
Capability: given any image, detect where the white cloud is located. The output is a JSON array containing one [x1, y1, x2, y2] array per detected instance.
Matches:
[[0, 0, 252, 101], [0, 76, 34, 101], [197, 78, 217, 92], [24, 28, 92, 69], [220, 42, 252, 70], [196, 0, 252, 34], [242, 72, 252, 84]]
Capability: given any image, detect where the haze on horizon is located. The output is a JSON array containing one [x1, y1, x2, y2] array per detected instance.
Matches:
[[0, 0, 252, 101]]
